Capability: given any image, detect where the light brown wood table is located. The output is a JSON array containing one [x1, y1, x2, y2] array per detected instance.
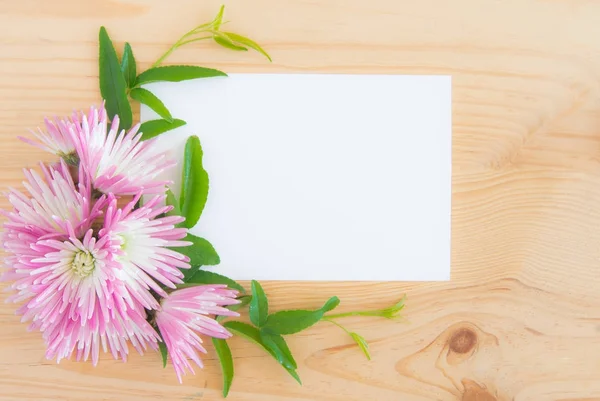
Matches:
[[1, 1, 599, 400]]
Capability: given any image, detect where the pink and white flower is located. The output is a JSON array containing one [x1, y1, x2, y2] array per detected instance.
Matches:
[[155, 285, 240, 382], [5, 226, 159, 365], [2, 105, 242, 377], [2, 160, 103, 240], [101, 194, 191, 310], [70, 105, 174, 195], [1, 161, 191, 366], [19, 117, 78, 163]]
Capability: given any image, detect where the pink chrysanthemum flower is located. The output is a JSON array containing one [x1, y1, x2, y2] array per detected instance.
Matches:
[[155, 285, 240, 382], [17, 229, 160, 365], [1, 161, 198, 366], [2, 160, 104, 240], [70, 105, 174, 195], [3, 105, 221, 373], [19, 117, 78, 164], [101, 194, 191, 310], [0, 162, 162, 364]]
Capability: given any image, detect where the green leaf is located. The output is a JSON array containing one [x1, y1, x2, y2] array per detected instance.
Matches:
[[180, 135, 209, 229], [284, 367, 302, 385], [321, 296, 341, 313], [186, 269, 245, 294], [165, 188, 181, 217], [173, 234, 220, 281], [213, 5, 226, 30], [233, 295, 252, 310], [380, 295, 407, 319], [158, 341, 168, 368], [213, 32, 248, 52], [120, 42, 137, 88], [129, 88, 173, 122], [223, 321, 302, 385], [263, 311, 321, 335], [350, 332, 371, 360], [222, 32, 272, 62], [224, 321, 262, 344], [249, 280, 268, 327], [99, 27, 133, 130], [262, 296, 340, 335], [260, 330, 297, 370], [182, 234, 220, 266], [139, 118, 186, 140], [135, 65, 226, 86], [212, 338, 234, 397]]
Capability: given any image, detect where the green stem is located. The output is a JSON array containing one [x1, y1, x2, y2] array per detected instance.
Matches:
[[152, 29, 213, 68], [322, 317, 351, 334], [177, 36, 213, 48], [325, 310, 384, 319], [152, 46, 178, 68], [150, 5, 229, 67], [326, 296, 406, 320], [191, 21, 216, 34]]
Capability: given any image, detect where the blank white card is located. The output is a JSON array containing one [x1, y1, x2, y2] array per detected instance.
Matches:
[[141, 73, 452, 281]]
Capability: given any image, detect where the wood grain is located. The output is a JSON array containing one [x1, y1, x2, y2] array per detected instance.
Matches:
[[1, 0, 600, 400]]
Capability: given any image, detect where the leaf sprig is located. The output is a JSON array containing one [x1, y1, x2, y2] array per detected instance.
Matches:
[[326, 296, 406, 320], [322, 296, 406, 360], [152, 5, 271, 67], [99, 27, 132, 130], [216, 283, 406, 396], [98, 4, 271, 138]]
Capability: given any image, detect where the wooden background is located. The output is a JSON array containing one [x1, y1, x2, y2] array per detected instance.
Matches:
[[1, 0, 600, 399]]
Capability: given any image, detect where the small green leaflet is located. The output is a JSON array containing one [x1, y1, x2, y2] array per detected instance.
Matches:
[[185, 270, 245, 294], [223, 321, 261, 344], [380, 295, 407, 319], [212, 5, 225, 30], [223, 321, 301, 385], [232, 295, 252, 311], [259, 330, 297, 370], [284, 365, 302, 385], [213, 32, 248, 52], [165, 188, 181, 218], [98, 26, 133, 130], [323, 318, 372, 360], [212, 338, 234, 397], [139, 118, 186, 140], [262, 296, 340, 335], [249, 280, 268, 327], [120, 42, 137, 88], [129, 88, 173, 122], [222, 32, 272, 62], [350, 332, 371, 360], [135, 65, 226, 86], [158, 341, 168, 368], [175, 234, 220, 281], [180, 136, 209, 229]]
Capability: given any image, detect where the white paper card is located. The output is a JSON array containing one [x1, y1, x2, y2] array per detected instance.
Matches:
[[141, 73, 452, 281]]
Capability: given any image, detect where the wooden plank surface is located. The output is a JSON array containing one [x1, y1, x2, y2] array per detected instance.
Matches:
[[1, 0, 600, 400]]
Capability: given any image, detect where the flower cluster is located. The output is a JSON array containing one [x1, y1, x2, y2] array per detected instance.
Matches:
[[1, 105, 239, 382]]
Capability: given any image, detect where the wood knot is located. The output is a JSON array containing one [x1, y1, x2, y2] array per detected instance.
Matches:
[[449, 328, 477, 354]]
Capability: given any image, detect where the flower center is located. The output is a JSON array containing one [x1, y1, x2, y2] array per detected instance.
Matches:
[[58, 151, 80, 167], [72, 250, 96, 278], [118, 233, 131, 253]]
